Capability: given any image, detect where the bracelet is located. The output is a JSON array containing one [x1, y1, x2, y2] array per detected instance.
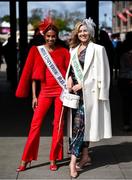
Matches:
[[33, 97, 36, 99]]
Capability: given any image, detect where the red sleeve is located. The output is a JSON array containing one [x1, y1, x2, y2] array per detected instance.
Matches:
[[16, 46, 46, 97], [15, 46, 36, 97], [31, 49, 46, 81], [62, 48, 70, 69]]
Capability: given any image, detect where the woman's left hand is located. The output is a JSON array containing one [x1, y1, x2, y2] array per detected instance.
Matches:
[[72, 83, 82, 93], [32, 97, 38, 111]]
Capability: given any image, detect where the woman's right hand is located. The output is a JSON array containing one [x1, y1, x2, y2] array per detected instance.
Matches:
[[32, 97, 38, 111], [67, 76, 73, 92]]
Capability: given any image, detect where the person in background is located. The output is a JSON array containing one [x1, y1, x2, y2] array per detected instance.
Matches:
[[2, 37, 17, 90], [66, 18, 112, 178], [27, 27, 44, 51], [98, 30, 115, 88], [118, 32, 132, 131], [111, 33, 122, 80], [16, 17, 70, 172], [0, 41, 3, 69]]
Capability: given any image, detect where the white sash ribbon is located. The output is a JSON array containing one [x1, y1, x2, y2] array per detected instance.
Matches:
[[71, 49, 83, 84], [37, 45, 66, 90]]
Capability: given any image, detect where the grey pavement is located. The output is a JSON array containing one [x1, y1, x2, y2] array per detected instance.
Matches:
[[0, 63, 132, 180]]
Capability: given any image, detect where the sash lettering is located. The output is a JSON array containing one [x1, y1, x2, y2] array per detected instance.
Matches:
[[71, 52, 83, 83], [37, 45, 66, 90]]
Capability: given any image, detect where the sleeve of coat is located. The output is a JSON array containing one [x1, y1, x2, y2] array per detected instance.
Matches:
[[98, 46, 110, 100], [15, 46, 36, 98]]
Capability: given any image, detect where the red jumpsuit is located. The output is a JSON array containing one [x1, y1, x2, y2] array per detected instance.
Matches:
[[16, 45, 70, 161]]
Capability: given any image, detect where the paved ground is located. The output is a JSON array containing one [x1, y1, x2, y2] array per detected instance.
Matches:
[[0, 63, 132, 180]]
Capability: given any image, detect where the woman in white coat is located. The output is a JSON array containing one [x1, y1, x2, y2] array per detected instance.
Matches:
[[66, 18, 112, 178]]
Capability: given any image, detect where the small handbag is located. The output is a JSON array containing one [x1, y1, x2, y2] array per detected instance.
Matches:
[[62, 92, 80, 109]]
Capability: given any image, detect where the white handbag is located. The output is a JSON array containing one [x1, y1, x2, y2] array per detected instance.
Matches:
[[63, 92, 80, 109]]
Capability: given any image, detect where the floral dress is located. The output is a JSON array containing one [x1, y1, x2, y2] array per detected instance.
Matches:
[[69, 48, 86, 157]]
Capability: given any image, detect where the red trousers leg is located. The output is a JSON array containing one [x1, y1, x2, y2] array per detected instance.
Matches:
[[50, 96, 64, 161], [21, 96, 53, 162]]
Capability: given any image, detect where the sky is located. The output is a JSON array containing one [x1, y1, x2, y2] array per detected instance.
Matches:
[[99, 1, 112, 27], [0, 1, 112, 27]]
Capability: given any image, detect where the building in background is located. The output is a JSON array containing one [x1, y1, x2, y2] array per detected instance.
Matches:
[[112, 1, 132, 40]]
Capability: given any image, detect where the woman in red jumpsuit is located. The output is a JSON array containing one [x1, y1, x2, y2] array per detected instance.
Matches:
[[16, 18, 70, 171]]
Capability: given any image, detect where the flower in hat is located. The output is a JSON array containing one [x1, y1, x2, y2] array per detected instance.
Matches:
[[39, 17, 54, 35], [82, 17, 96, 38]]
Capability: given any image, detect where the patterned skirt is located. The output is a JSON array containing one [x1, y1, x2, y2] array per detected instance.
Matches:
[[69, 97, 85, 158]]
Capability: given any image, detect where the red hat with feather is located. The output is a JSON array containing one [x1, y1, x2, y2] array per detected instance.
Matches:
[[39, 16, 54, 35]]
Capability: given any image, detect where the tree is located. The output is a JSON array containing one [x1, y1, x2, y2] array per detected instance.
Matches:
[[28, 8, 43, 29], [68, 11, 84, 27], [50, 9, 84, 32], [2, 15, 10, 22], [28, 8, 85, 32], [54, 18, 71, 31]]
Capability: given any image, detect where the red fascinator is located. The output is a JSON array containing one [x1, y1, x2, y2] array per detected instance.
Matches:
[[39, 17, 54, 35]]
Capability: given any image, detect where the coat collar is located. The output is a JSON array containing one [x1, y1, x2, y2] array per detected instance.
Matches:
[[70, 42, 95, 77], [83, 41, 95, 76]]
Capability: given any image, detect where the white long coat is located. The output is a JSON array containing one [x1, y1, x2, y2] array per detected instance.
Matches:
[[66, 42, 112, 142]]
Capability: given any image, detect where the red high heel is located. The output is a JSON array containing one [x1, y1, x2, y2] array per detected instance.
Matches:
[[16, 161, 31, 172], [49, 164, 58, 171]]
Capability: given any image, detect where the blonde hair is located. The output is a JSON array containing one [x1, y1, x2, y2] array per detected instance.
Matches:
[[69, 22, 82, 48], [69, 20, 95, 48]]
